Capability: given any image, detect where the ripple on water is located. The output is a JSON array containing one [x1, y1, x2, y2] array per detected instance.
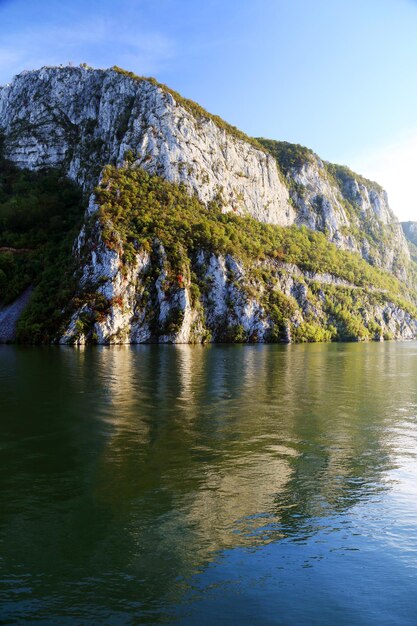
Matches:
[[1, 343, 417, 624]]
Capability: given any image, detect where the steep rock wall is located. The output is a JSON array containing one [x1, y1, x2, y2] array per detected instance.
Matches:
[[0, 66, 409, 275], [258, 140, 410, 277], [402, 221, 417, 246], [0, 66, 415, 345], [59, 218, 417, 345], [0, 66, 293, 226]]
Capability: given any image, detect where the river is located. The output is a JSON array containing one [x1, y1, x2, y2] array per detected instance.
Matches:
[[1, 342, 417, 624]]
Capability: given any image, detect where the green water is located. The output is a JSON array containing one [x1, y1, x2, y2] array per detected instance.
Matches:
[[1, 342, 417, 625]]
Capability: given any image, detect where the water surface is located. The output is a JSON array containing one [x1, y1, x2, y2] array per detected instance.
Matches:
[[1, 342, 417, 624]]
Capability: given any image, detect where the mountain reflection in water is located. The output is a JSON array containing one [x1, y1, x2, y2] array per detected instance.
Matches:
[[1, 343, 417, 625]]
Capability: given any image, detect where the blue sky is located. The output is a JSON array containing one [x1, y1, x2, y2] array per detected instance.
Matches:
[[1, 0, 417, 219]]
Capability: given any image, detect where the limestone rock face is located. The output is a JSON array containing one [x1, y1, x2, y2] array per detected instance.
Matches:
[[1, 65, 415, 344], [401, 221, 417, 247], [257, 140, 410, 277], [59, 222, 417, 345], [0, 66, 293, 226], [0, 66, 409, 273]]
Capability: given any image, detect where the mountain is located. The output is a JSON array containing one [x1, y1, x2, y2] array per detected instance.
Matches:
[[402, 221, 417, 243], [401, 221, 417, 267], [258, 140, 409, 277], [0, 65, 416, 344]]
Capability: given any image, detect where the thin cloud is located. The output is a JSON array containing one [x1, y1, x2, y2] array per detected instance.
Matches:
[[0, 7, 177, 83]]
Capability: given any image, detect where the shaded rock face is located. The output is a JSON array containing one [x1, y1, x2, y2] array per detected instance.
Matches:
[[0, 66, 293, 226], [59, 222, 417, 345], [256, 140, 410, 277], [282, 157, 408, 276], [401, 221, 417, 247], [0, 66, 415, 344], [0, 66, 409, 274]]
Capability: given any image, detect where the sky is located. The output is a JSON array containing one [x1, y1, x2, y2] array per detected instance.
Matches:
[[0, 0, 417, 220]]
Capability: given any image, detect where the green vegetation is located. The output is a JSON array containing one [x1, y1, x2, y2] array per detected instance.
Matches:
[[400, 225, 417, 285], [402, 222, 417, 248], [0, 153, 85, 342], [256, 139, 316, 176], [258, 138, 409, 278], [90, 165, 417, 342], [1, 149, 415, 344], [325, 162, 384, 195], [257, 138, 383, 194], [407, 240, 417, 265], [324, 162, 410, 275], [96, 166, 411, 297]]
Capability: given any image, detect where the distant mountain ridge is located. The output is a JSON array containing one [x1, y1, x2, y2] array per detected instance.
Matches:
[[401, 221, 417, 266], [401, 221, 417, 247]]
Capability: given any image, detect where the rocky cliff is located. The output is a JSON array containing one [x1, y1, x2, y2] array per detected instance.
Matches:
[[0, 65, 415, 344], [0, 66, 409, 270], [401, 221, 417, 267], [58, 166, 417, 345], [258, 140, 409, 277], [0, 65, 293, 225], [402, 221, 417, 246]]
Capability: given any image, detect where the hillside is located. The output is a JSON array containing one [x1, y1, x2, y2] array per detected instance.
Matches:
[[259, 140, 409, 277], [0, 65, 416, 344], [401, 221, 417, 264]]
